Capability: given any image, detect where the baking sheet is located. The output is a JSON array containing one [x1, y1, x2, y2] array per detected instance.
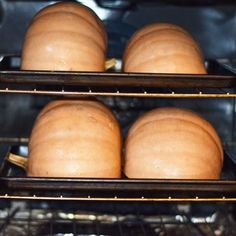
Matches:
[[0, 61, 235, 89], [1, 146, 236, 199]]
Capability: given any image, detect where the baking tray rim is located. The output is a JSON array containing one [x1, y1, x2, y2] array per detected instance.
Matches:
[[2, 177, 236, 193], [0, 69, 236, 88]]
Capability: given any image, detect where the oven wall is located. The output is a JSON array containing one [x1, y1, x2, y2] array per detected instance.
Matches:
[[0, 0, 235, 59]]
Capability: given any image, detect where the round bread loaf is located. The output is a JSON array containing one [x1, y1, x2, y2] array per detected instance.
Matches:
[[21, 2, 107, 71], [125, 107, 223, 179], [28, 99, 121, 178], [123, 23, 206, 74]]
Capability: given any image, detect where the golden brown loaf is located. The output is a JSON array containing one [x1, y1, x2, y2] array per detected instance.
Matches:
[[125, 107, 223, 179], [28, 99, 121, 178], [21, 2, 107, 71], [123, 23, 207, 74]]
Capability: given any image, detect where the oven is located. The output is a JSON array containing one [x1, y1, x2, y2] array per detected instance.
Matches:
[[0, 0, 236, 235]]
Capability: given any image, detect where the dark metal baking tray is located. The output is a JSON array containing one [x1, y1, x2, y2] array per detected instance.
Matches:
[[1, 146, 236, 200], [0, 60, 235, 89]]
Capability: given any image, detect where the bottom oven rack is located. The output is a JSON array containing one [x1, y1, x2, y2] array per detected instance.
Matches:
[[0, 201, 234, 236]]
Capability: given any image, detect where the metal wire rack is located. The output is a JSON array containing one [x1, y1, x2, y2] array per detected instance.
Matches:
[[1, 86, 236, 98], [0, 202, 234, 236], [0, 194, 235, 202]]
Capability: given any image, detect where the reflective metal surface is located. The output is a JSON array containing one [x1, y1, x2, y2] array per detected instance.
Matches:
[[0, 0, 236, 59]]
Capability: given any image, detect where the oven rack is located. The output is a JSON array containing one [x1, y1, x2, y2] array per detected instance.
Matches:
[[0, 194, 236, 202], [1, 87, 236, 98], [0, 70, 235, 98], [0, 203, 233, 236]]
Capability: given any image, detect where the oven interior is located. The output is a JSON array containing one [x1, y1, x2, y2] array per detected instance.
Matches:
[[0, 0, 236, 235]]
